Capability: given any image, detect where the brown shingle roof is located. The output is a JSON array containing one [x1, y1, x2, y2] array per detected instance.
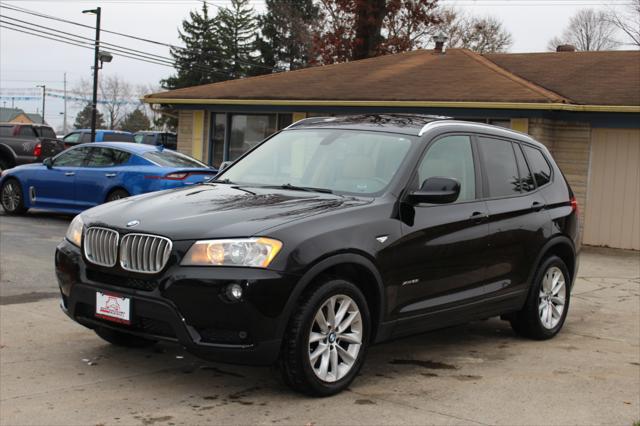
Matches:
[[485, 50, 640, 106], [146, 49, 640, 107], [147, 49, 568, 104]]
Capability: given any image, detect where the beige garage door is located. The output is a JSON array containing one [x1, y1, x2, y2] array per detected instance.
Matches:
[[583, 128, 640, 250]]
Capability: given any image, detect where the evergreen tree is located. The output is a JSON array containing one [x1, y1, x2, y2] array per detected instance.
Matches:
[[73, 104, 105, 130], [120, 109, 151, 133], [162, 2, 228, 90], [256, 0, 319, 72], [217, 0, 259, 78]]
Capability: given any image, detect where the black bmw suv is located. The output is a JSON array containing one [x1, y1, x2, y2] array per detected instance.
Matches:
[[56, 115, 579, 396]]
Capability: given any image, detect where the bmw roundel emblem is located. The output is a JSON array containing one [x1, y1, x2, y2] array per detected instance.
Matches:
[[126, 220, 140, 228]]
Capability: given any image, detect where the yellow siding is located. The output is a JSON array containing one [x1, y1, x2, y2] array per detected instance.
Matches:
[[510, 118, 529, 133], [191, 110, 205, 161], [292, 112, 307, 123]]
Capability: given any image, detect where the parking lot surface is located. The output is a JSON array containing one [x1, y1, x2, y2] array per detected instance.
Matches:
[[1, 211, 639, 426]]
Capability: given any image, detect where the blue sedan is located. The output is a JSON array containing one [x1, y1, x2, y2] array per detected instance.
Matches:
[[0, 142, 217, 215]]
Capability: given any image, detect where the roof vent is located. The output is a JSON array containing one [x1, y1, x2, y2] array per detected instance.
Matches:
[[433, 33, 448, 54], [556, 44, 576, 52]]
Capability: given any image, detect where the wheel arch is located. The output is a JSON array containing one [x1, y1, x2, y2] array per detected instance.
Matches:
[[0, 144, 17, 168], [531, 236, 577, 289], [277, 253, 386, 344], [104, 186, 130, 202]]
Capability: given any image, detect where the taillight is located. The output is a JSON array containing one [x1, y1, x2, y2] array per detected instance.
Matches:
[[570, 196, 579, 215], [33, 143, 42, 157], [164, 172, 188, 180], [144, 172, 189, 180]]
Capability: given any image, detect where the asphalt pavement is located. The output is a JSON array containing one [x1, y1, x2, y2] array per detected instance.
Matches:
[[0, 210, 639, 425]]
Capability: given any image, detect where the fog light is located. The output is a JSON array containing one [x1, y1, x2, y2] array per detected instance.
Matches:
[[226, 283, 243, 300]]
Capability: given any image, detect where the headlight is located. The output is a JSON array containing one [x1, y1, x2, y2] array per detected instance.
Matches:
[[181, 238, 283, 268], [65, 215, 84, 247]]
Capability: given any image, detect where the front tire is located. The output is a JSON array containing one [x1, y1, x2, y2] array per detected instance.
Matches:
[[510, 255, 571, 340], [94, 327, 157, 348], [1, 178, 28, 215], [280, 278, 370, 396]]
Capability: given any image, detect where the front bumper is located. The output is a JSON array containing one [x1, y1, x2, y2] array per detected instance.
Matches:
[[55, 239, 299, 365]]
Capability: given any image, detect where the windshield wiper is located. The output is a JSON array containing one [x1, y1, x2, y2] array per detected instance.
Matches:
[[269, 183, 334, 194], [210, 178, 235, 184]]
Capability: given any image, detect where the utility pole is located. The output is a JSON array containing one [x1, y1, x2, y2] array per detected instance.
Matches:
[[11, 97, 15, 108], [36, 85, 46, 124], [63, 72, 68, 134], [83, 7, 101, 142]]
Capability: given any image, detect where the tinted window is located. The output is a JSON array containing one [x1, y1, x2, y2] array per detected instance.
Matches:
[[18, 126, 36, 137], [514, 144, 535, 192], [478, 137, 520, 197], [0, 126, 13, 137], [35, 127, 56, 139], [134, 134, 145, 144], [103, 133, 135, 142], [86, 148, 131, 167], [143, 150, 206, 168], [81, 133, 92, 143], [417, 135, 476, 202], [165, 134, 177, 150], [63, 133, 81, 143], [221, 129, 413, 196], [143, 135, 156, 145], [53, 147, 91, 167], [523, 146, 552, 187]]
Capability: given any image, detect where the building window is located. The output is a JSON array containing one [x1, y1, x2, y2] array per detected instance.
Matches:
[[229, 114, 278, 161], [209, 113, 226, 168]]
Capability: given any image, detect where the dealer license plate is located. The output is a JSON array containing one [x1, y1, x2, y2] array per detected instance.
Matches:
[[95, 292, 131, 325]]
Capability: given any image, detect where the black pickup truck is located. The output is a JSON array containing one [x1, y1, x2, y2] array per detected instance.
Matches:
[[0, 123, 66, 171]]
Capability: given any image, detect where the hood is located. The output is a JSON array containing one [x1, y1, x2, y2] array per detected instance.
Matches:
[[82, 183, 371, 240]]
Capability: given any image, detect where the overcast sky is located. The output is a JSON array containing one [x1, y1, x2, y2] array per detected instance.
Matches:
[[0, 0, 634, 132]]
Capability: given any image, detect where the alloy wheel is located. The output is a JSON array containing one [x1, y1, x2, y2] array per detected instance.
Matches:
[[1, 182, 20, 212], [538, 266, 566, 329], [308, 294, 363, 383]]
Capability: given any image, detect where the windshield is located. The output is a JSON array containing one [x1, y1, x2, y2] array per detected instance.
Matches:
[[143, 150, 207, 168], [220, 129, 414, 195]]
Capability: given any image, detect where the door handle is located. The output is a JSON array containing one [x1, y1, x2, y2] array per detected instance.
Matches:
[[64, 172, 75, 177], [470, 211, 488, 223], [532, 201, 546, 211], [105, 173, 117, 178]]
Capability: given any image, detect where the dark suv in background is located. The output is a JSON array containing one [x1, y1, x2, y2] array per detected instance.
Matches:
[[0, 123, 65, 171], [55, 115, 579, 396]]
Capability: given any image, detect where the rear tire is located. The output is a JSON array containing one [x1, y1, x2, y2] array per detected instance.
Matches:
[[106, 188, 129, 203], [1, 178, 28, 215], [510, 255, 571, 340], [280, 278, 370, 396], [94, 327, 157, 348]]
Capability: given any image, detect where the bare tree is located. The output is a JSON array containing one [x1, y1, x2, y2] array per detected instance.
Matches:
[[607, 0, 640, 47], [76, 74, 134, 130], [434, 7, 513, 53], [548, 9, 619, 51]]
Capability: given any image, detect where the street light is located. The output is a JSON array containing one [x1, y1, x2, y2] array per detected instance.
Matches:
[[36, 85, 46, 124], [83, 7, 101, 142]]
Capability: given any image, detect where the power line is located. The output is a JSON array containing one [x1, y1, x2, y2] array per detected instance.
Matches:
[[0, 2, 277, 71], [0, 16, 234, 78]]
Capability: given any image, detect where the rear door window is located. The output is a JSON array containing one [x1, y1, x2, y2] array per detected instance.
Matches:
[[523, 145, 552, 187], [35, 127, 57, 139], [0, 126, 13, 137], [18, 126, 36, 138], [478, 137, 520, 198]]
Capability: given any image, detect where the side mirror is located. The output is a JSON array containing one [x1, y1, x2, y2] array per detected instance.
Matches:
[[219, 161, 233, 172], [43, 157, 53, 169], [407, 177, 460, 204]]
